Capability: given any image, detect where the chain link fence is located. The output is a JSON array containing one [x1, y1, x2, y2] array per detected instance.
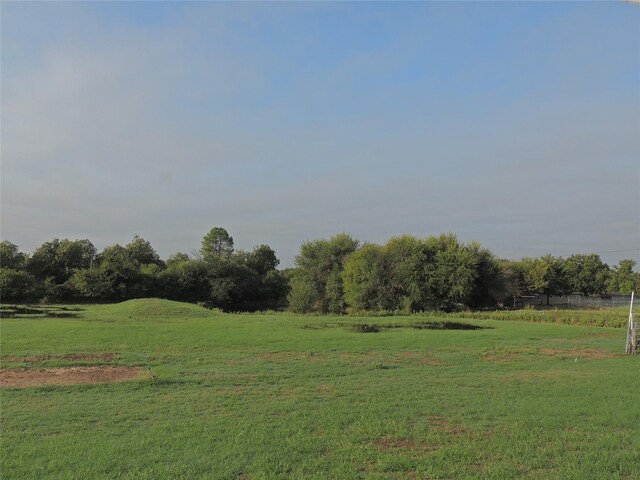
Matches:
[[512, 293, 634, 309]]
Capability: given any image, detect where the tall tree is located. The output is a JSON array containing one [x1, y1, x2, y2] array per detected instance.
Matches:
[[201, 227, 234, 261], [519, 255, 568, 304]]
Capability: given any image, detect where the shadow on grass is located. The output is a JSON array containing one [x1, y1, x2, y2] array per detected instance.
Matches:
[[0, 305, 83, 318], [351, 321, 491, 333]]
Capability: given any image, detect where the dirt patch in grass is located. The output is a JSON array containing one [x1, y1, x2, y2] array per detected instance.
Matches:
[[0, 366, 149, 388], [2, 353, 119, 364], [481, 347, 533, 362], [256, 351, 318, 362], [374, 437, 440, 452], [536, 347, 615, 359], [482, 346, 615, 362]]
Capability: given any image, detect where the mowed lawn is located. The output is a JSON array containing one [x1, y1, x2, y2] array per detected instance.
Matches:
[[1, 299, 638, 479]]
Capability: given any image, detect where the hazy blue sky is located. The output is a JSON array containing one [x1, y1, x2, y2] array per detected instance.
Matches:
[[2, 1, 639, 267]]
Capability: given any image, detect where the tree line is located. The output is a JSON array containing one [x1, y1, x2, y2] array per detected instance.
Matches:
[[0, 228, 287, 310], [1, 228, 638, 312]]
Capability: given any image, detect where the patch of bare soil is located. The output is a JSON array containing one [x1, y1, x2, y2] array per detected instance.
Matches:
[[0, 366, 149, 388], [2, 353, 119, 364]]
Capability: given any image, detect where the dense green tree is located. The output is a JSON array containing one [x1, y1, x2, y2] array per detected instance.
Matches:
[[236, 245, 279, 276], [82, 244, 139, 299], [287, 274, 318, 313], [201, 227, 234, 261], [519, 255, 568, 304], [608, 260, 638, 294], [72, 268, 117, 299], [344, 234, 493, 312], [325, 267, 346, 314], [125, 235, 163, 267], [382, 235, 425, 311], [206, 257, 260, 310], [259, 270, 289, 309], [343, 243, 385, 311], [563, 254, 609, 295], [467, 243, 506, 308], [237, 245, 288, 310], [424, 234, 479, 311], [500, 259, 527, 305], [290, 233, 358, 313], [73, 237, 166, 300], [160, 259, 211, 302], [0, 268, 37, 301], [27, 239, 96, 284], [166, 252, 190, 268], [0, 241, 28, 269]]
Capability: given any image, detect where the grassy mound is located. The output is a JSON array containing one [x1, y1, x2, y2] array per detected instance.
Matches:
[[107, 298, 217, 319]]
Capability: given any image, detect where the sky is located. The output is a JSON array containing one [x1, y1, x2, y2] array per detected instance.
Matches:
[[1, 1, 639, 267]]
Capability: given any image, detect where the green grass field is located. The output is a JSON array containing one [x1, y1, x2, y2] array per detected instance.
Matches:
[[1, 299, 638, 479]]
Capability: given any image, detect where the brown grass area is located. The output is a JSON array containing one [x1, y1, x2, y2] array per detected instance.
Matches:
[[482, 346, 615, 362], [584, 331, 618, 338], [399, 351, 443, 366], [536, 347, 615, 359], [481, 348, 533, 362], [374, 437, 440, 452], [427, 416, 472, 436], [1, 353, 119, 364], [0, 366, 149, 388], [278, 387, 302, 399], [256, 351, 326, 362], [317, 383, 337, 397]]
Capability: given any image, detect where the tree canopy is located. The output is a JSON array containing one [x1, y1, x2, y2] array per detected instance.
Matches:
[[1, 230, 638, 310]]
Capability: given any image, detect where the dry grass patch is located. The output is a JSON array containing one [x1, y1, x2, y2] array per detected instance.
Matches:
[[1, 353, 119, 364], [374, 437, 440, 452], [0, 366, 149, 388], [427, 416, 472, 436], [482, 346, 616, 362], [481, 347, 533, 362], [536, 347, 615, 359]]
